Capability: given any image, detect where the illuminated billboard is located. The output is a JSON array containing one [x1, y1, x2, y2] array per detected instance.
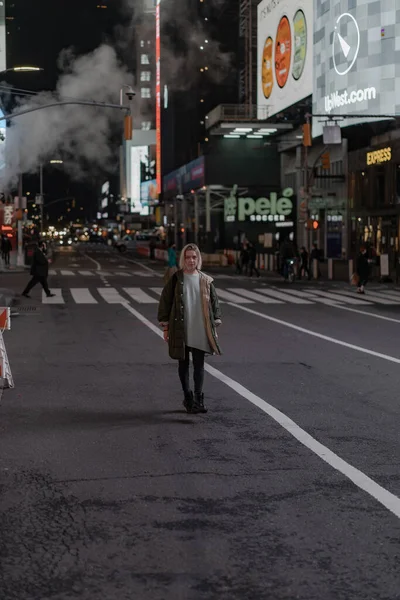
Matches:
[[156, 0, 161, 194], [0, 1, 6, 73], [313, 1, 397, 137], [257, 0, 313, 119]]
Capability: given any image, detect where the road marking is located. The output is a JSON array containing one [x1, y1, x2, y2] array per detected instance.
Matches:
[[373, 291, 400, 301], [275, 289, 342, 306], [60, 270, 75, 276], [123, 258, 162, 277], [217, 290, 254, 304], [49, 269, 57, 276], [118, 265, 128, 268], [227, 301, 400, 364], [327, 289, 399, 305], [255, 288, 313, 304], [115, 272, 131, 277], [42, 289, 64, 304], [305, 290, 372, 306], [122, 302, 400, 521], [150, 287, 163, 296], [70, 288, 98, 304], [329, 304, 400, 324], [78, 270, 95, 277], [123, 287, 158, 304], [97, 271, 110, 276], [227, 288, 282, 304], [83, 253, 101, 271], [97, 288, 126, 303]]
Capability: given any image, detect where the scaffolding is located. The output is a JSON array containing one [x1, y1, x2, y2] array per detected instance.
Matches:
[[239, 0, 257, 111]]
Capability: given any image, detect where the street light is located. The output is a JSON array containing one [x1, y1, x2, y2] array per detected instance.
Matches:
[[0, 66, 43, 75]]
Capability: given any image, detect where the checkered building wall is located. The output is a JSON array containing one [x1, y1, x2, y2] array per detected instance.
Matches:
[[312, 0, 400, 137]]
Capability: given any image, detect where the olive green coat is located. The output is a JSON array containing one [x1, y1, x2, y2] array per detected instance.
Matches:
[[157, 269, 222, 360]]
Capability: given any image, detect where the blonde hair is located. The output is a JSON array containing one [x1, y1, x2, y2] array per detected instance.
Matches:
[[179, 243, 202, 270]]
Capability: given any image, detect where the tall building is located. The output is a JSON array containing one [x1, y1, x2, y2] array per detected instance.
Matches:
[[161, 0, 240, 175]]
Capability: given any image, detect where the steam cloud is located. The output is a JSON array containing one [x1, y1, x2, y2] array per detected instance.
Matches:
[[2, 0, 232, 189], [2, 45, 131, 189]]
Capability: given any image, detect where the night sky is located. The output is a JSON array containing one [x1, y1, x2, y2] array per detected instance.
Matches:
[[5, 0, 130, 225]]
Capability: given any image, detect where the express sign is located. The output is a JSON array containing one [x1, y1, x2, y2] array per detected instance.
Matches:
[[224, 187, 294, 222]]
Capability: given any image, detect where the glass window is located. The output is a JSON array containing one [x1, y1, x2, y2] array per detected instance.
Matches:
[[141, 54, 149, 65], [141, 71, 151, 82], [140, 40, 144, 47], [141, 121, 152, 130], [141, 88, 151, 98]]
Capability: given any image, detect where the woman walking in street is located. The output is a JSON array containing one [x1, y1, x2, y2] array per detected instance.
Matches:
[[158, 243, 222, 414]]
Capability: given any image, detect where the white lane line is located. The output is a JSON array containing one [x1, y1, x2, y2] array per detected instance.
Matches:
[[78, 270, 95, 276], [123, 287, 158, 304], [305, 290, 372, 306], [329, 304, 400, 324], [373, 291, 400, 301], [150, 287, 163, 296], [49, 269, 57, 276], [328, 290, 399, 305], [70, 288, 98, 304], [227, 288, 283, 304], [83, 253, 101, 271], [131, 271, 155, 278], [115, 272, 131, 277], [118, 265, 128, 268], [97, 271, 110, 276], [123, 258, 162, 277], [255, 288, 313, 305], [60, 270, 75, 276], [227, 301, 400, 365], [122, 302, 400, 521], [217, 290, 254, 304], [97, 288, 126, 303], [42, 289, 64, 304]]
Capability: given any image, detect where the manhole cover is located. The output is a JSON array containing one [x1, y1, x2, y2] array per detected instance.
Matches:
[[12, 306, 39, 313]]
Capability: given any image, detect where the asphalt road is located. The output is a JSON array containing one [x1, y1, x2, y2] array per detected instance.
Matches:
[[2, 245, 400, 599]]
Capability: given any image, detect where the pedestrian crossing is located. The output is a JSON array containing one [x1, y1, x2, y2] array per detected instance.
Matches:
[[36, 285, 400, 307], [48, 269, 157, 278]]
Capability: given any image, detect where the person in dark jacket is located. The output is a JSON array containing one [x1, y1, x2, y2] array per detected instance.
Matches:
[[158, 243, 222, 414], [22, 241, 55, 298], [248, 242, 260, 278], [299, 246, 309, 280], [1, 235, 12, 266], [356, 246, 369, 294]]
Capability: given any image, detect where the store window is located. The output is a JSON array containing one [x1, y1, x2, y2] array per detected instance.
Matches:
[[141, 71, 151, 82], [141, 88, 151, 98], [141, 121, 152, 130], [141, 54, 150, 65]]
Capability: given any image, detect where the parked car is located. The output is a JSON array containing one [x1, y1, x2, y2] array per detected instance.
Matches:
[[115, 235, 137, 253]]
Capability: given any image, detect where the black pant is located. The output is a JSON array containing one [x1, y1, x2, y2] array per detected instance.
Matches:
[[3, 251, 10, 265], [23, 275, 51, 296], [178, 346, 205, 395], [248, 260, 260, 277]]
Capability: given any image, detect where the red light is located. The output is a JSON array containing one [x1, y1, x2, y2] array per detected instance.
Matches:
[[312, 220, 319, 230]]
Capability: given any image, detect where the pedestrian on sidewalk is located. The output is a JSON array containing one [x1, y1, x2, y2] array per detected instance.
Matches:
[[356, 245, 369, 294], [299, 246, 310, 280], [158, 243, 222, 414], [22, 241, 55, 299], [163, 242, 178, 284], [248, 242, 260, 278], [1, 235, 12, 267]]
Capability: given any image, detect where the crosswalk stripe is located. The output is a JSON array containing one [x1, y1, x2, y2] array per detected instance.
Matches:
[[98, 271, 110, 276], [328, 289, 399, 305], [115, 272, 131, 277], [255, 288, 313, 304], [131, 271, 154, 278], [227, 288, 283, 304], [97, 288, 127, 303], [42, 289, 64, 304], [374, 291, 400, 301], [217, 290, 254, 304], [49, 269, 57, 276], [150, 287, 163, 295], [60, 270, 75, 276], [78, 270, 95, 276], [306, 290, 372, 305], [70, 288, 98, 304], [123, 287, 158, 303], [272, 289, 341, 306]]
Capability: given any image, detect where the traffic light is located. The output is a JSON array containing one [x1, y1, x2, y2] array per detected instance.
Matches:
[[302, 123, 312, 147], [321, 152, 330, 170]]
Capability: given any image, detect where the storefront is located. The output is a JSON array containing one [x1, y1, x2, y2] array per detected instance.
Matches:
[[348, 139, 400, 275], [223, 185, 296, 252]]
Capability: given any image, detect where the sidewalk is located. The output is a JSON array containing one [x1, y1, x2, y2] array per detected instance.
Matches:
[[0, 251, 28, 274]]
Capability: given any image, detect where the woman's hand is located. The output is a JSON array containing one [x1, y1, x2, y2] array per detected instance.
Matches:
[[163, 329, 169, 342]]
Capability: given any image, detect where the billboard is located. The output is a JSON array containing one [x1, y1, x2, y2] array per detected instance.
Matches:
[[0, 1, 6, 73], [156, 0, 161, 194], [257, 0, 313, 119], [313, 1, 399, 138]]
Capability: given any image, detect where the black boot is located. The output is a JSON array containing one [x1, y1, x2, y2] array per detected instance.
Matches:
[[183, 391, 193, 413], [192, 393, 208, 414]]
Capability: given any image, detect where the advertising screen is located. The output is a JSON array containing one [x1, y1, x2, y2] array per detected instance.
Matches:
[[257, 0, 313, 119], [313, 1, 399, 138], [0, 1, 5, 73]]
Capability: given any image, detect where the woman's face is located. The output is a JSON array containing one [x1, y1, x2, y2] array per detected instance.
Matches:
[[184, 249, 198, 272]]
